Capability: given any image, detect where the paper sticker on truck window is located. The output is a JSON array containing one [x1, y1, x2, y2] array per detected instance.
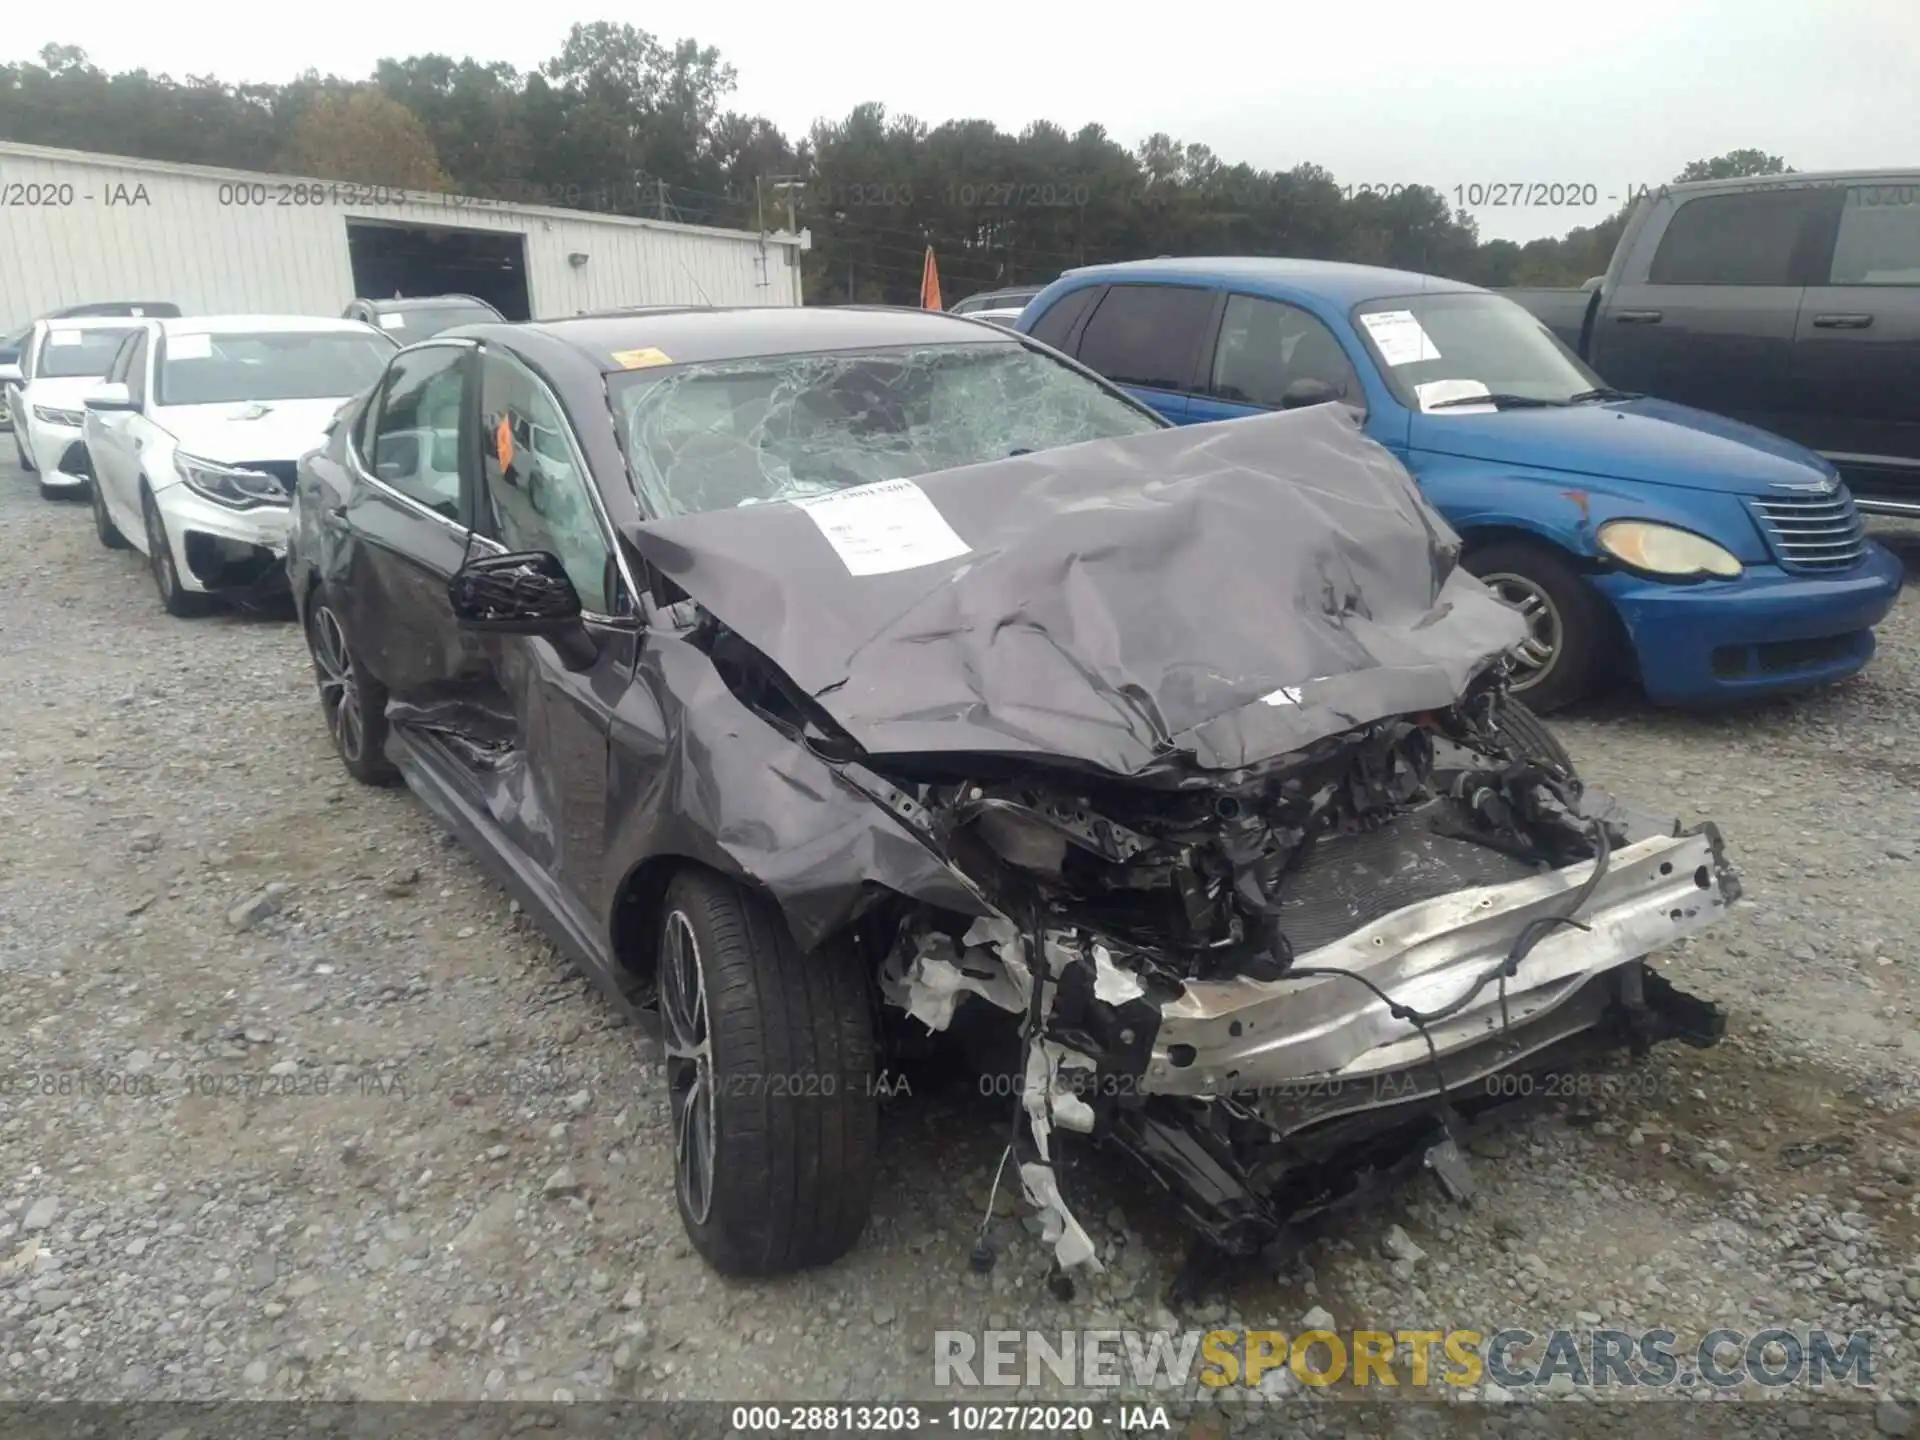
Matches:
[[379, 313, 407, 330], [1413, 378, 1495, 414], [167, 333, 212, 360], [1359, 310, 1441, 366], [792, 478, 970, 576], [48, 330, 83, 347]]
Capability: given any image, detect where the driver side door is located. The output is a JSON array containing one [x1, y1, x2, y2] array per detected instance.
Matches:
[[466, 342, 639, 927]]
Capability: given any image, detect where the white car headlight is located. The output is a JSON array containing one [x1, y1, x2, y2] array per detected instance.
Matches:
[[1597, 520, 1742, 579], [32, 404, 85, 427], [175, 452, 290, 510]]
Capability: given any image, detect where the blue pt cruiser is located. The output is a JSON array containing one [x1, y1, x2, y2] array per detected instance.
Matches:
[[1015, 257, 1904, 711]]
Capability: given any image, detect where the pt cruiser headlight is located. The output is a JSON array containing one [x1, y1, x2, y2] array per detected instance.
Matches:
[[1597, 520, 1742, 579], [175, 452, 288, 510]]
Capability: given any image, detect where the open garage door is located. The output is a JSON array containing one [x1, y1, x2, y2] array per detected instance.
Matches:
[[346, 220, 532, 320]]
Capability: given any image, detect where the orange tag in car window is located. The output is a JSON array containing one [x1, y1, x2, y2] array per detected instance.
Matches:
[[495, 414, 514, 469], [611, 347, 672, 370]]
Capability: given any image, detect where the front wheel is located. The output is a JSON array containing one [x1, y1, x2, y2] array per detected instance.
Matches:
[[13, 429, 36, 474], [1466, 539, 1613, 713], [659, 868, 877, 1276], [305, 595, 399, 786], [141, 489, 214, 617], [91, 476, 129, 548]]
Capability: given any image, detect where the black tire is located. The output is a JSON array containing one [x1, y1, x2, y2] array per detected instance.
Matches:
[[304, 593, 400, 786], [91, 477, 129, 548], [140, 487, 215, 618], [1465, 539, 1613, 714], [39, 481, 77, 502], [1491, 695, 1580, 785], [14, 429, 36, 474], [659, 868, 877, 1276]]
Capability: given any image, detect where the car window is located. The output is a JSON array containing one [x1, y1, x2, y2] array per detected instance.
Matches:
[[158, 330, 395, 406], [35, 326, 142, 379], [1209, 294, 1362, 408], [479, 350, 614, 614], [366, 345, 467, 520], [1829, 185, 1920, 285], [106, 333, 138, 385], [613, 340, 1164, 519], [1647, 189, 1826, 286], [1074, 284, 1214, 391], [1025, 287, 1100, 350]]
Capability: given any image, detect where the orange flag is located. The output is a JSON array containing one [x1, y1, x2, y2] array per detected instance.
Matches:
[[919, 246, 943, 310]]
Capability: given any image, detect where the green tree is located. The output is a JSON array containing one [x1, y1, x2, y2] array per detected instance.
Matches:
[[279, 88, 449, 190], [1674, 148, 1792, 182]]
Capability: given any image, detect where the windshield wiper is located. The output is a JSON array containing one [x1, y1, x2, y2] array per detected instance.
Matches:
[[1565, 386, 1643, 404], [1427, 392, 1568, 410]]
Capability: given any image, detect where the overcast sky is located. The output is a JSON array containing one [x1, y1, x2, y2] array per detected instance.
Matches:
[[12, 0, 1917, 243]]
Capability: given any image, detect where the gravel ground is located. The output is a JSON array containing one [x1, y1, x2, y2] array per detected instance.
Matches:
[[0, 454, 1916, 1434]]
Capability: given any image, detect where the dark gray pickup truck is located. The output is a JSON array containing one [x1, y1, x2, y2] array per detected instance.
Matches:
[[1507, 170, 1920, 517]]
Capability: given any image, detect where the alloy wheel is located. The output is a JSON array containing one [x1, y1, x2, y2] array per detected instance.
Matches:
[[1478, 570, 1562, 687], [144, 499, 177, 598], [309, 605, 365, 764], [661, 909, 716, 1226]]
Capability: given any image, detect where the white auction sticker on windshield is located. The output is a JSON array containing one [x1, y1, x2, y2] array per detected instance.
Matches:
[[379, 313, 407, 330], [793, 478, 970, 576], [47, 329, 83, 347], [167, 333, 212, 360], [1414, 378, 1495, 414], [1359, 310, 1441, 366]]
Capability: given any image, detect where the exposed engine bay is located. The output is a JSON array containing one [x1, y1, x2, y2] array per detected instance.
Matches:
[[623, 405, 1738, 1289]]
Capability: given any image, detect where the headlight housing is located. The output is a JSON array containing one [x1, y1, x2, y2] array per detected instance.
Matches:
[[1597, 520, 1742, 579], [175, 452, 290, 510], [32, 404, 84, 427]]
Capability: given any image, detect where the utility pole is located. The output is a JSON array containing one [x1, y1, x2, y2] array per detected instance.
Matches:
[[755, 175, 766, 234], [656, 179, 669, 221]]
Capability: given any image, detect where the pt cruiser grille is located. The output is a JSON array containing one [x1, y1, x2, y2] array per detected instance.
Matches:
[[1749, 484, 1868, 572]]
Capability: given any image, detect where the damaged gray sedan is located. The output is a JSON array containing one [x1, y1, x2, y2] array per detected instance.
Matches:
[[287, 306, 1737, 1284]]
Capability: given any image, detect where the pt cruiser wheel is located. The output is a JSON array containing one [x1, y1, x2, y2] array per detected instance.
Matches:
[[658, 868, 876, 1276], [1466, 538, 1612, 713], [305, 598, 399, 786]]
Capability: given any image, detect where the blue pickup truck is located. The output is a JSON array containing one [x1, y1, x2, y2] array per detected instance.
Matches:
[[1015, 257, 1904, 711]]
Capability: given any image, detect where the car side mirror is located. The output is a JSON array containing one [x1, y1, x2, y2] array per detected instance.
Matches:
[[0, 361, 21, 386], [85, 381, 136, 411], [448, 549, 598, 670], [1279, 377, 1340, 410]]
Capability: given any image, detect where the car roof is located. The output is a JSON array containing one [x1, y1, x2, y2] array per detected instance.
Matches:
[[454, 305, 1016, 376], [1054, 256, 1486, 305], [1660, 166, 1915, 197], [160, 315, 387, 336], [364, 295, 500, 312]]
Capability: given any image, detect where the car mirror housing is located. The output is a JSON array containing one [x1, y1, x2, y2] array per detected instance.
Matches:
[[1279, 377, 1340, 410], [0, 361, 21, 386], [448, 549, 600, 669], [84, 381, 136, 412]]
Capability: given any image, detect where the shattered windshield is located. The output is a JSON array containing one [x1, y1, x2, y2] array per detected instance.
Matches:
[[611, 341, 1164, 517]]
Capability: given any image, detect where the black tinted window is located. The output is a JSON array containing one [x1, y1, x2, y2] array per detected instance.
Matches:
[[1648, 189, 1823, 286], [367, 346, 466, 519], [1026, 287, 1100, 350], [1075, 285, 1213, 391], [1830, 185, 1920, 285]]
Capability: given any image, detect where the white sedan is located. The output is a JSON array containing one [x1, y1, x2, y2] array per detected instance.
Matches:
[[82, 316, 397, 616], [3, 317, 153, 499]]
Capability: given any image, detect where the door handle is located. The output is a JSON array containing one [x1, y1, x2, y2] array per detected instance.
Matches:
[[1613, 310, 1664, 324], [1811, 313, 1873, 329]]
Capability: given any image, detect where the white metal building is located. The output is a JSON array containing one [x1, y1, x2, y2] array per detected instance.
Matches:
[[0, 141, 808, 329]]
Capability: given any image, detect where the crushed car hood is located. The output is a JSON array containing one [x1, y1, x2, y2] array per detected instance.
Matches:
[[622, 406, 1528, 777]]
